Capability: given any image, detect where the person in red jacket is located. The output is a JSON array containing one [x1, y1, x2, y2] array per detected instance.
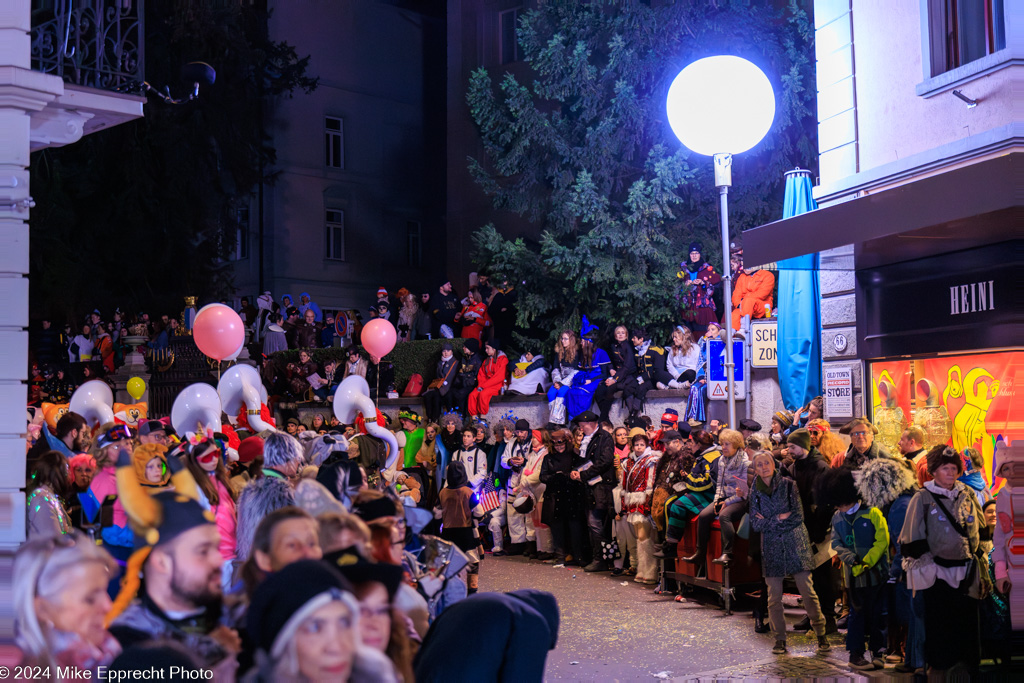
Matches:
[[468, 338, 508, 417], [730, 245, 776, 330]]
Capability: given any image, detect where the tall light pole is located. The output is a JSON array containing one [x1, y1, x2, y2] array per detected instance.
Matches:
[[666, 55, 775, 428]]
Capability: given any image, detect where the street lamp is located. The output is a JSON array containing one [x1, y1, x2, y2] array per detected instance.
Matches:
[[666, 55, 775, 428]]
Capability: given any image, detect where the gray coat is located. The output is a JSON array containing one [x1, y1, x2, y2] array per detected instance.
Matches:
[[748, 475, 815, 577]]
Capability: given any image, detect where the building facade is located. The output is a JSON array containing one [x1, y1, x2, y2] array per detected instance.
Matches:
[[229, 0, 446, 312], [746, 0, 1020, 466]]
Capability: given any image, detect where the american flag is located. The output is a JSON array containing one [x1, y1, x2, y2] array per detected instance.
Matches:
[[478, 480, 501, 513]]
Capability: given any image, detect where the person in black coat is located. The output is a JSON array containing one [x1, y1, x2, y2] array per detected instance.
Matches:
[[365, 355, 395, 400], [450, 338, 482, 416], [622, 329, 671, 418], [430, 281, 461, 337], [540, 429, 589, 565], [413, 589, 559, 683], [422, 342, 460, 422], [571, 411, 617, 572], [594, 325, 637, 422]]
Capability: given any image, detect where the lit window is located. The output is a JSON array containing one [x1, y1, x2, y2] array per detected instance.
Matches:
[[927, 0, 1005, 76], [325, 117, 344, 168], [326, 209, 345, 261]]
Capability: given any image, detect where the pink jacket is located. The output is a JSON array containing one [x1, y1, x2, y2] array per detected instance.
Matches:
[[208, 476, 237, 561], [89, 466, 127, 529]]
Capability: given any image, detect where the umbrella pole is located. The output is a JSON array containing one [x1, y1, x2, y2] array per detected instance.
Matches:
[[715, 153, 737, 429]]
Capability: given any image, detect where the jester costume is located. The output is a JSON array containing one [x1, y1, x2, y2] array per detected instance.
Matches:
[[679, 242, 721, 333]]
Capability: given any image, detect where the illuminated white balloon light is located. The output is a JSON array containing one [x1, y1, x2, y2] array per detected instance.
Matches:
[[666, 55, 775, 156]]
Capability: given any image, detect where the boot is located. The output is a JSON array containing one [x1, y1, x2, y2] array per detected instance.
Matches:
[[506, 543, 524, 556], [793, 615, 812, 632], [680, 552, 703, 563], [583, 560, 610, 572], [653, 540, 678, 559], [754, 614, 770, 634], [711, 552, 732, 565]]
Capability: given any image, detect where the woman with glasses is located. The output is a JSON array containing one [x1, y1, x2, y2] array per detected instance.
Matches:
[[13, 532, 121, 674], [333, 549, 414, 681], [540, 429, 588, 566], [246, 559, 396, 682], [26, 450, 73, 539]]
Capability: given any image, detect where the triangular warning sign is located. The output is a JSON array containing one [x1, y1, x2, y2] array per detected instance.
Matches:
[[711, 383, 726, 397]]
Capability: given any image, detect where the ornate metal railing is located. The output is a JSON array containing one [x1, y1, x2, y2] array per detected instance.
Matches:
[[30, 0, 144, 91]]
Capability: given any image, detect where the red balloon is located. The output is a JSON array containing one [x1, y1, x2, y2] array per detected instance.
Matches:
[[361, 318, 397, 359], [193, 304, 245, 361]]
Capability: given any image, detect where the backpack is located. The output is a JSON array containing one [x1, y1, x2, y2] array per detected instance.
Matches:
[[402, 373, 424, 397]]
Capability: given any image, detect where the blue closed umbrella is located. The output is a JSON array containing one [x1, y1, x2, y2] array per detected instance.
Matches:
[[777, 169, 822, 410]]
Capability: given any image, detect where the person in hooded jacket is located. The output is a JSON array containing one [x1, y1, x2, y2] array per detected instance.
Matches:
[[748, 451, 832, 656], [468, 338, 508, 417], [782, 429, 839, 634], [413, 589, 559, 683], [422, 342, 459, 423]]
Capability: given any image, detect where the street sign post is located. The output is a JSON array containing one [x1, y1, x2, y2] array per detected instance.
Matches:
[[751, 320, 777, 367], [708, 338, 745, 400]]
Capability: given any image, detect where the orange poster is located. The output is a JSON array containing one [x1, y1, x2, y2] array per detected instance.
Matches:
[[870, 350, 1023, 491]]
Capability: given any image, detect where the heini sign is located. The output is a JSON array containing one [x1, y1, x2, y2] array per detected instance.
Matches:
[[950, 280, 994, 316]]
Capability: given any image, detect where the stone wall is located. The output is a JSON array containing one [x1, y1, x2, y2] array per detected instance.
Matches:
[[819, 246, 862, 423]]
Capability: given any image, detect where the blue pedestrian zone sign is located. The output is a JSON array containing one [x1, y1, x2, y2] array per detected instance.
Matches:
[[707, 339, 745, 400]]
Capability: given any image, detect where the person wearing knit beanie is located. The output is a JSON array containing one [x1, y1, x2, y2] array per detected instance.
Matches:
[[772, 410, 794, 431], [247, 559, 395, 681], [786, 428, 812, 453]]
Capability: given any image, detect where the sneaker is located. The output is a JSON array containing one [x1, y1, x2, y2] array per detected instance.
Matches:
[[816, 636, 831, 654], [668, 380, 682, 389], [656, 382, 668, 390], [884, 653, 902, 664], [536, 552, 556, 561], [836, 613, 849, 630], [849, 655, 875, 671], [583, 561, 610, 572], [492, 550, 506, 557], [772, 640, 787, 655], [871, 652, 885, 669], [610, 567, 625, 576]]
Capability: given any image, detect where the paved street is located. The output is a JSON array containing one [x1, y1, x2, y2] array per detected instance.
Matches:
[[480, 555, 869, 682]]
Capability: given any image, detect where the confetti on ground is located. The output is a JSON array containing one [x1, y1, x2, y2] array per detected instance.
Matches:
[[620, 581, 629, 586], [570, 661, 580, 665], [553, 564, 565, 568], [652, 671, 672, 679]]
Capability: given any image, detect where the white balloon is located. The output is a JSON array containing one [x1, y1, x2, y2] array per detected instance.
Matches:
[[70, 380, 116, 428], [171, 383, 222, 435], [217, 365, 273, 432]]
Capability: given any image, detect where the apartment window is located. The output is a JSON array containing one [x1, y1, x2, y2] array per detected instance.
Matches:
[[500, 8, 523, 64], [928, 0, 1005, 76], [234, 206, 249, 260], [407, 221, 422, 268], [325, 209, 345, 261], [325, 117, 344, 168]]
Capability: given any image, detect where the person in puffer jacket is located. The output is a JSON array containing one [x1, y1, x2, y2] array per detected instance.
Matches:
[[819, 467, 889, 672]]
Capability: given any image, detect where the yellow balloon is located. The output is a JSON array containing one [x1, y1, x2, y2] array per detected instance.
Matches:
[[127, 377, 146, 401]]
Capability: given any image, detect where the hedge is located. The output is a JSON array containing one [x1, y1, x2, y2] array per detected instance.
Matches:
[[269, 338, 467, 391]]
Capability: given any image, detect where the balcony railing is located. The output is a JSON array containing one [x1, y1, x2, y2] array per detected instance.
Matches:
[[31, 0, 144, 91]]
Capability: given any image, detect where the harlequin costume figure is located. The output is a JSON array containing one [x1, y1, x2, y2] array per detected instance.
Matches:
[[729, 244, 775, 330], [678, 242, 721, 335], [468, 338, 508, 417]]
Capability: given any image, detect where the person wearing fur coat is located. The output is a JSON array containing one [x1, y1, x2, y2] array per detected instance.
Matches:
[[855, 456, 922, 673], [748, 451, 831, 656], [619, 433, 661, 584]]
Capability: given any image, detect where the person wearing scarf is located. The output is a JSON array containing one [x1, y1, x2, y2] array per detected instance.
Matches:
[[620, 433, 661, 584], [678, 242, 722, 335]]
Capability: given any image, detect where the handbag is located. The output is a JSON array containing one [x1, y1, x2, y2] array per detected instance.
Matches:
[[736, 512, 751, 540], [548, 397, 567, 425], [403, 373, 424, 397], [600, 538, 621, 561]]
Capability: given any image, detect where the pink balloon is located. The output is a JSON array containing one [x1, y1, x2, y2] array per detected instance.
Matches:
[[193, 304, 245, 361], [361, 318, 397, 359]]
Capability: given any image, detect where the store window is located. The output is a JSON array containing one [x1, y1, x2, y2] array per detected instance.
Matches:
[[867, 349, 1021, 491], [325, 117, 344, 168], [925, 0, 1005, 77], [325, 209, 345, 261]]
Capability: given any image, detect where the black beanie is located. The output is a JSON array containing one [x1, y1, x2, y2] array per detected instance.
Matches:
[[515, 418, 531, 431], [814, 466, 859, 508], [248, 560, 353, 654], [463, 338, 480, 354], [351, 495, 398, 522], [486, 337, 501, 352]]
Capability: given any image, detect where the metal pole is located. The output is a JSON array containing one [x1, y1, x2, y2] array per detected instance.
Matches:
[[714, 153, 736, 428]]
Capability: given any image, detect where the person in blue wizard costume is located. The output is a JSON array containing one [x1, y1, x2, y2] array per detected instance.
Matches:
[[559, 316, 611, 423]]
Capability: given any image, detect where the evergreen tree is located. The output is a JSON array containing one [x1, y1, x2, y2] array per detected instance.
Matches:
[[467, 0, 815, 347], [29, 2, 317, 321]]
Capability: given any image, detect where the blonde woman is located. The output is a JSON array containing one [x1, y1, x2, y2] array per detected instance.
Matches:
[[14, 533, 121, 675], [546, 329, 580, 425], [664, 326, 700, 389]]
